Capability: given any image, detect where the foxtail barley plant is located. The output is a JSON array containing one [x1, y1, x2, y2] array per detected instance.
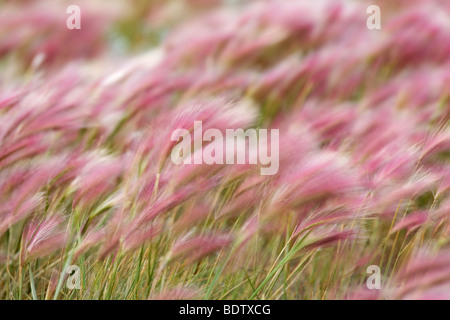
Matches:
[[0, 0, 449, 300]]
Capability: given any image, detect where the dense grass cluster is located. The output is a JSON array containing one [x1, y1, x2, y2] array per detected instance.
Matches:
[[0, 0, 449, 300]]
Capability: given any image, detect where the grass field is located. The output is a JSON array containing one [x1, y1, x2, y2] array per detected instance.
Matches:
[[0, 0, 449, 300]]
